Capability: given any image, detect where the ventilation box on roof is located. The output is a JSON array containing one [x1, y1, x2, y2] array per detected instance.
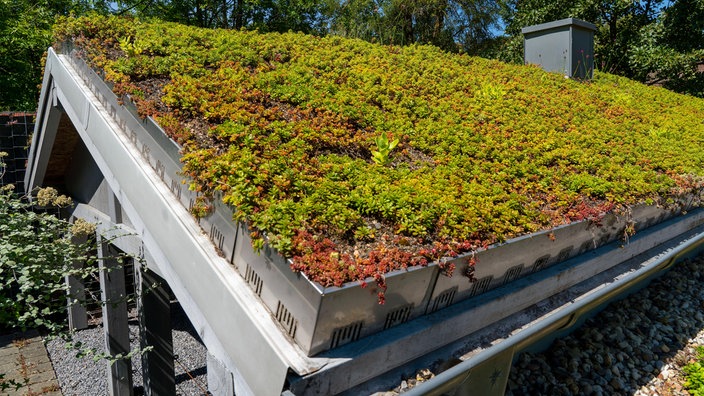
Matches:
[[522, 18, 596, 80]]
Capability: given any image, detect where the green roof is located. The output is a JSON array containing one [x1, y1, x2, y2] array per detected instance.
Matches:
[[55, 15, 704, 288]]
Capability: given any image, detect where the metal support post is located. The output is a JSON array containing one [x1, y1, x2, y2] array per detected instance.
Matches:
[[135, 258, 176, 395], [98, 237, 134, 396], [66, 234, 88, 331]]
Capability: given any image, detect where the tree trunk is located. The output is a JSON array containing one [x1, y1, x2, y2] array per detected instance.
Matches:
[[234, 0, 244, 29]]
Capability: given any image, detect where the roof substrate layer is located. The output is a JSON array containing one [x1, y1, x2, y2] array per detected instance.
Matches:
[[54, 15, 704, 293]]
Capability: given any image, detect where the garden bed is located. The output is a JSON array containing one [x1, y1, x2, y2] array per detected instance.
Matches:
[[52, 15, 704, 355]]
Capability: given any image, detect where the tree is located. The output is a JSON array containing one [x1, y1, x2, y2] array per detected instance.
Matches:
[[326, 0, 501, 54], [114, 0, 330, 33], [0, 1, 52, 111], [629, 0, 704, 96], [0, 0, 100, 111]]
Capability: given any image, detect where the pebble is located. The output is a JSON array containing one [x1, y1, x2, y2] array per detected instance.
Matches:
[[507, 253, 704, 396], [46, 303, 207, 395]]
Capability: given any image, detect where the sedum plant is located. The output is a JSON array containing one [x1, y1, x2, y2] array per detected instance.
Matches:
[[684, 346, 704, 396], [52, 15, 704, 298]]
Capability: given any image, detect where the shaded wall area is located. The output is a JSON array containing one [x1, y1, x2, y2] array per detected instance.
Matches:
[[0, 112, 34, 194]]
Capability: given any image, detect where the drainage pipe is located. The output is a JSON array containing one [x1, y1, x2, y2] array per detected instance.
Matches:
[[403, 228, 704, 396]]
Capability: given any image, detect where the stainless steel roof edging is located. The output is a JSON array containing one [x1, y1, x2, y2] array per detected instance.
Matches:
[[402, 228, 704, 396], [284, 209, 703, 394], [42, 45, 699, 359], [28, 48, 332, 396]]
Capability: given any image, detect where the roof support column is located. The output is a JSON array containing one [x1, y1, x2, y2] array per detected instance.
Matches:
[[135, 259, 176, 395], [66, 234, 89, 331], [98, 236, 134, 396]]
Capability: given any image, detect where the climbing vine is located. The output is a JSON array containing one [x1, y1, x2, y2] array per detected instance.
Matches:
[[0, 152, 148, 374]]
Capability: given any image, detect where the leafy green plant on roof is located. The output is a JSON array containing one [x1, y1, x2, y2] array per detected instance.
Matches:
[[371, 133, 399, 166], [52, 15, 704, 294], [117, 36, 145, 57]]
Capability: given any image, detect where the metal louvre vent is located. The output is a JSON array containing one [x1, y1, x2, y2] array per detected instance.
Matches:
[[427, 287, 458, 314], [210, 224, 225, 251], [384, 304, 413, 330], [330, 321, 364, 349], [658, 213, 668, 223], [155, 159, 165, 181], [470, 276, 493, 297], [141, 142, 151, 160], [598, 233, 611, 246], [275, 301, 298, 339], [502, 264, 524, 285], [170, 179, 182, 200], [531, 255, 550, 273], [244, 264, 263, 296]]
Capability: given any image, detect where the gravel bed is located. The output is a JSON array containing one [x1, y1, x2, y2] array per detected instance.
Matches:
[[507, 251, 704, 396], [46, 302, 208, 396]]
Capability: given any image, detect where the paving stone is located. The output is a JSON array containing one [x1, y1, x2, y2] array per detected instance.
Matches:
[[0, 331, 61, 396]]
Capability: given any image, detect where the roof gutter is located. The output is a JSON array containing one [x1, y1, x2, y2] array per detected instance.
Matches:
[[403, 227, 704, 396]]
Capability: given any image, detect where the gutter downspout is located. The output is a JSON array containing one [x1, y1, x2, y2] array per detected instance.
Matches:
[[403, 228, 704, 396]]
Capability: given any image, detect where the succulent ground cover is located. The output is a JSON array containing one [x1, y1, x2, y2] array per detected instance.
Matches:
[[53, 15, 704, 295]]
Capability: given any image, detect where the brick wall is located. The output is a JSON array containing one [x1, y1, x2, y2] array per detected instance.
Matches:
[[0, 112, 34, 194]]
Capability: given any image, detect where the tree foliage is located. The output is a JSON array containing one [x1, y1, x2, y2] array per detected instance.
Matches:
[[0, 1, 52, 111], [1, 0, 703, 108], [326, 0, 501, 54], [0, 0, 101, 111], [114, 0, 330, 33]]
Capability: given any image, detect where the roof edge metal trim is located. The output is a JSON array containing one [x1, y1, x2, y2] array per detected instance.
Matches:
[[28, 48, 329, 396], [521, 17, 597, 34], [402, 227, 704, 395]]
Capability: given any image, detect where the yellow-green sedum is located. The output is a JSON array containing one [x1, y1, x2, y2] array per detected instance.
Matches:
[[53, 15, 704, 289]]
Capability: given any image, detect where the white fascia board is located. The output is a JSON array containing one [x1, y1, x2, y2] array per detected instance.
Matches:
[[29, 48, 330, 396], [25, 59, 58, 195]]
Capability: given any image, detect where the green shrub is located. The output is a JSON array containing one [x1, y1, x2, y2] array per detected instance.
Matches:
[[684, 346, 704, 395]]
